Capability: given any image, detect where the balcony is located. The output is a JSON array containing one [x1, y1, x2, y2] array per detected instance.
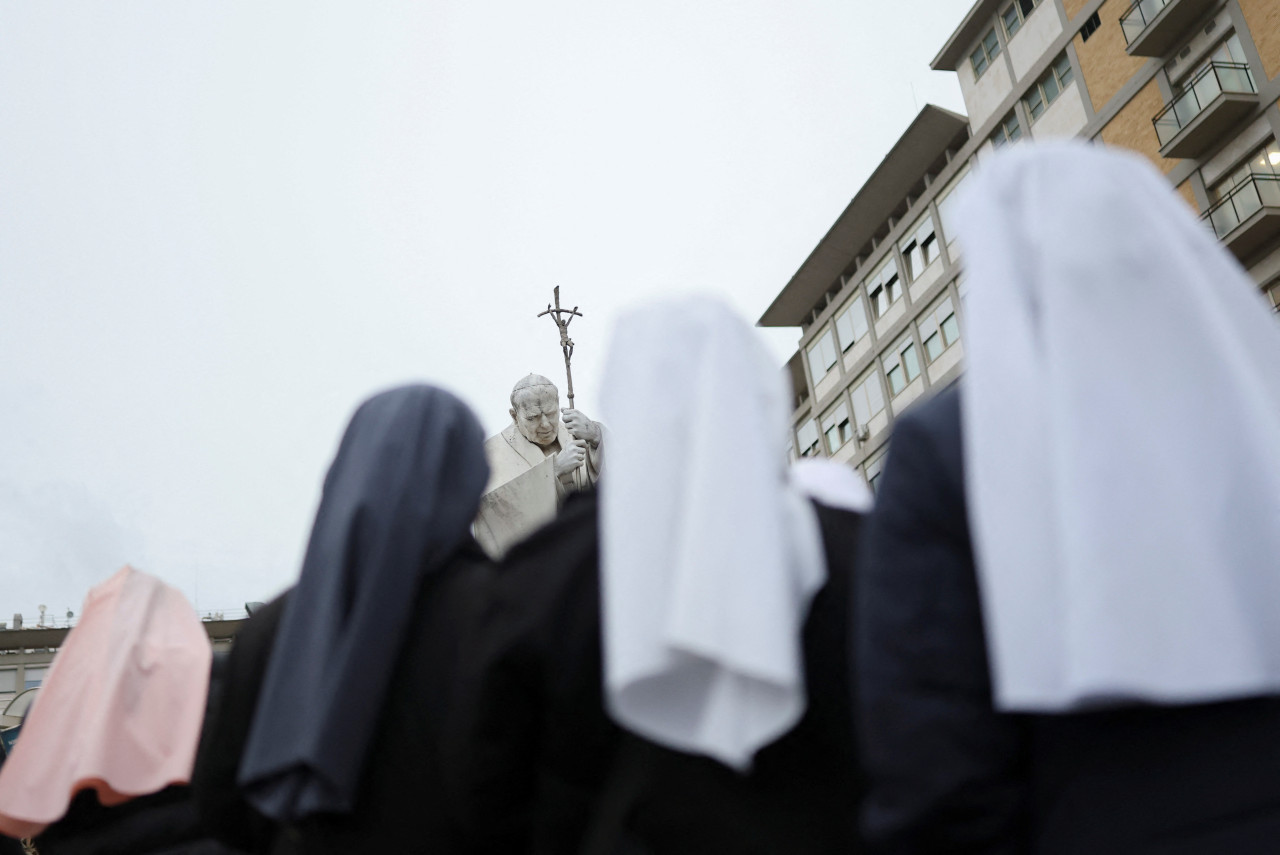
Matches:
[[1120, 0, 1216, 57], [1203, 174, 1280, 262], [1153, 62, 1257, 159]]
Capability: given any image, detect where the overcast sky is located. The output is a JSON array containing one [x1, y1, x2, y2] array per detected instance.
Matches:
[[0, 1, 967, 619]]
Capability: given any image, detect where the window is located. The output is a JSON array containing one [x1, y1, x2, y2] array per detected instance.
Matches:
[[885, 338, 922, 397], [936, 167, 971, 246], [834, 296, 869, 352], [796, 419, 821, 458], [865, 454, 887, 494], [1205, 139, 1280, 238], [970, 27, 1002, 78], [850, 370, 886, 429], [822, 402, 854, 453], [1024, 53, 1075, 122], [1001, 0, 1039, 39], [806, 329, 838, 383], [1080, 11, 1102, 42], [1168, 30, 1247, 84], [24, 666, 47, 690], [866, 257, 902, 319], [991, 112, 1022, 148], [1211, 139, 1280, 202], [900, 215, 940, 282], [920, 297, 961, 363], [0, 669, 15, 696]]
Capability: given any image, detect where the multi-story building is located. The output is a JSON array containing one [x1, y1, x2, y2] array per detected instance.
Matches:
[[763, 0, 1280, 481], [0, 614, 244, 717]]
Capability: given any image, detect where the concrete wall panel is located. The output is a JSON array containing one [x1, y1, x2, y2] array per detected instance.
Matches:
[[907, 259, 945, 303], [1010, 2, 1065, 80], [889, 375, 926, 415], [814, 370, 840, 403], [959, 50, 1016, 130], [927, 341, 965, 385], [1031, 82, 1090, 138]]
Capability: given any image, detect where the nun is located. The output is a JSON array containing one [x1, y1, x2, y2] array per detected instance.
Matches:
[[193, 384, 494, 854], [458, 297, 872, 854], [857, 142, 1280, 854], [0, 567, 220, 855]]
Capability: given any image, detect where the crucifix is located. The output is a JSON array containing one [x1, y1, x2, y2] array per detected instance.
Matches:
[[537, 286, 583, 408]]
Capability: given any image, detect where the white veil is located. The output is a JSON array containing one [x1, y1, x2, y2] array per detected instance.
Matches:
[[599, 296, 826, 769], [957, 141, 1280, 712]]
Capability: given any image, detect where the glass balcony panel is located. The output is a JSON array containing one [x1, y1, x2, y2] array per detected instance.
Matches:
[[1121, 0, 1169, 44], [1258, 176, 1280, 207], [1233, 183, 1263, 223], [1209, 205, 1240, 239], [1216, 64, 1254, 94], [1204, 176, 1280, 239], [1189, 71, 1223, 113], [1170, 90, 1200, 130], [1154, 115, 1180, 146]]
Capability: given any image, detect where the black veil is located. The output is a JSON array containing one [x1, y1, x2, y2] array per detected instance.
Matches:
[[238, 384, 488, 821]]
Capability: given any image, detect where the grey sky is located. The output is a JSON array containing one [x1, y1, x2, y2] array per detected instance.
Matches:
[[0, 1, 967, 618]]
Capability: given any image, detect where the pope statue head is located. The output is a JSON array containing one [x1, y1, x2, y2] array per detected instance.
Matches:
[[510, 374, 562, 448]]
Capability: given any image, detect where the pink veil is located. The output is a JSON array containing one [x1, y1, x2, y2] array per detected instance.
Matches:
[[0, 566, 211, 838]]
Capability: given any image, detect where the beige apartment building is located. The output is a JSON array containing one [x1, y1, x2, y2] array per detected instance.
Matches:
[[764, 0, 1280, 483]]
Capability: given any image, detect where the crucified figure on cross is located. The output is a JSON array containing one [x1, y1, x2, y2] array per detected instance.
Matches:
[[537, 286, 583, 407]]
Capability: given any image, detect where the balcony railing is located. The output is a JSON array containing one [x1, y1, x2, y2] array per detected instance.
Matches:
[[1203, 173, 1280, 239], [1121, 0, 1171, 45], [1153, 61, 1256, 148]]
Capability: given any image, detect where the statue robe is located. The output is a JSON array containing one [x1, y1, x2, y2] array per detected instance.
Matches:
[[474, 419, 602, 558]]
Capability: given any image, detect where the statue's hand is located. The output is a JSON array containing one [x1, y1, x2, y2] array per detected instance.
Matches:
[[561, 409, 601, 447], [554, 439, 587, 478]]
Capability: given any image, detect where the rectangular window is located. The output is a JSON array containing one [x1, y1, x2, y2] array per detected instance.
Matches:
[[1001, 0, 1039, 39], [796, 419, 821, 458], [991, 112, 1021, 148], [24, 666, 47, 690], [806, 329, 838, 382], [900, 215, 939, 282], [1080, 11, 1101, 42], [0, 670, 15, 694], [866, 257, 902, 319], [901, 342, 921, 383], [1024, 53, 1075, 122], [887, 364, 905, 396], [822, 402, 853, 453], [919, 296, 961, 364], [834, 296, 869, 352], [850, 370, 886, 428], [1210, 138, 1280, 202], [936, 167, 971, 246], [1206, 138, 1280, 237], [885, 337, 921, 397], [941, 313, 960, 346], [970, 27, 1002, 78]]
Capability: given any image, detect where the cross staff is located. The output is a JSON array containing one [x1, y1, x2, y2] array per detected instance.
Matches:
[[537, 286, 584, 407]]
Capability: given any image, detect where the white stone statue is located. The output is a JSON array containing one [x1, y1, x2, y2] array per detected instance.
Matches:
[[473, 374, 603, 557]]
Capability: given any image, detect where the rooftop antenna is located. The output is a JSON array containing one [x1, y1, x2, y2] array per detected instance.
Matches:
[[37, 605, 46, 628]]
